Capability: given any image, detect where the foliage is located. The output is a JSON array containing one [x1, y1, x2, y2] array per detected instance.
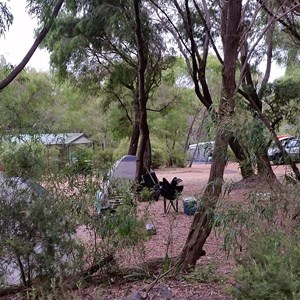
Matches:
[[0, 2, 13, 36], [211, 183, 300, 299], [151, 137, 168, 169], [0, 67, 54, 133], [230, 231, 300, 300], [0, 141, 148, 293], [229, 102, 270, 164], [0, 178, 84, 288], [0, 141, 46, 180], [182, 260, 224, 283], [112, 138, 130, 161], [78, 176, 148, 272], [166, 148, 187, 168], [264, 70, 300, 131], [65, 146, 94, 176], [92, 148, 114, 174]]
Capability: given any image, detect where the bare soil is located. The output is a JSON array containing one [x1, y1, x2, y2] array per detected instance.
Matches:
[[75, 162, 294, 300]]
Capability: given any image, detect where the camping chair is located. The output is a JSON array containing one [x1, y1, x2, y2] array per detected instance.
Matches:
[[160, 177, 183, 213]]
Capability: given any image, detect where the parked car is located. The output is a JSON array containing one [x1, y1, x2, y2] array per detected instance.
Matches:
[[268, 136, 300, 165], [284, 138, 300, 163]]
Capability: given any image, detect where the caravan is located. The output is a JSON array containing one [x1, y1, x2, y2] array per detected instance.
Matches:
[[188, 141, 214, 163]]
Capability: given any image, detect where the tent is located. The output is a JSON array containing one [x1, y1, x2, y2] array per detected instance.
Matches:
[[95, 155, 137, 212], [188, 141, 214, 162], [110, 155, 137, 179]]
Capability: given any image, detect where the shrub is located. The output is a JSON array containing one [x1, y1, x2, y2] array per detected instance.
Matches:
[[113, 138, 130, 161], [68, 146, 94, 176], [0, 144, 148, 294], [0, 178, 84, 288], [166, 148, 186, 167], [0, 141, 46, 180], [151, 139, 168, 168], [230, 231, 300, 300], [92, 148, 113, 173]]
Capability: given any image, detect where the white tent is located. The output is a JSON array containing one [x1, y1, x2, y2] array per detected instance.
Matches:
[[188, 141, 214, 162]]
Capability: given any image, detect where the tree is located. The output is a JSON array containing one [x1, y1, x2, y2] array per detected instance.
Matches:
[[175, 0, 300, 269], [0, 0, 64, 90], [260, 0, 300, 45], [150, 0, 256, 179], [0, 65, 55, 134], [133, 0, 150, 180], [177, 0, 243, 270], [43, 0, 171, 177]]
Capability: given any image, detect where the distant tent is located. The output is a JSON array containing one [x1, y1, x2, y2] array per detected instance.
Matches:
[[188, 141, 214, 162], [110, 155, 137, 180], [95, 155, 137, 212]]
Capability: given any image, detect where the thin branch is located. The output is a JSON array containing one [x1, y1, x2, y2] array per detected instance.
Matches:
[[0, 0, 64, 91], [237, 1, 300, 92]]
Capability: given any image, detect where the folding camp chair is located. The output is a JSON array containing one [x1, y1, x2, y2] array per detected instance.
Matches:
[[160, 177, 183, 213]]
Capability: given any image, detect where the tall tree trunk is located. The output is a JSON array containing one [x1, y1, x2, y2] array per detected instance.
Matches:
[[128, 121, 140, 155], [170, 0, 254, 179], [240, 29, 276, 179], [228, 137, 254, 178], [177, 0, 242, 271], [128, 92, 140, 155], [143, 138, 152, 171], [133, 0, 150, 182]]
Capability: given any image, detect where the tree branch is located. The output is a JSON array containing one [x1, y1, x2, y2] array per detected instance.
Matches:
[[0, 0, 64, 91]]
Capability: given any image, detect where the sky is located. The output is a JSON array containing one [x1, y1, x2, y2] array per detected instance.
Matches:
[[0, 0, 50, 72]]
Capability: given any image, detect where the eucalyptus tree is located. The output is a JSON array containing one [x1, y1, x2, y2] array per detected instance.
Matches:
[[0, 64, 55, 134], [150, 0, 256, 178], [151, 0, 300, 181], [148, 0, 300, 270], [260, 0, 300, 45], [42, 0, 171, 179]]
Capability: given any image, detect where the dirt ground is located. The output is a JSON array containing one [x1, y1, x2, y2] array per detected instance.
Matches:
[[75, 162, 294, 300], [1, 162, 294, 300]]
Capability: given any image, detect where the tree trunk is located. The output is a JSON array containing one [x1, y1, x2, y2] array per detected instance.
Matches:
[[256, 151, 277, 179], [179, 0, 255, 179], [229, 137, 254, 178], [143, 138, 152, 171], [128, 90, 140, 155], [177, 0, 242, 271], [240, 33, 276, 179], [128, 120, 140, 155], [133, 0, 150, 182]]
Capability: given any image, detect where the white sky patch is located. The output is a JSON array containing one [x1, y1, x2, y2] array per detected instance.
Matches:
[[259, 60, 286, 82], [0, 0, 50, 71]]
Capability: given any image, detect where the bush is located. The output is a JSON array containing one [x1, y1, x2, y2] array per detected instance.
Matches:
[[0, 143, 148, 294], [0, 141, 46, 180], [92, 148, 114, 172], [166, 148, 186, 167], [0, 178, 84, 288], [230, 231, 300, 300], [113, 138, 130, 161]]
